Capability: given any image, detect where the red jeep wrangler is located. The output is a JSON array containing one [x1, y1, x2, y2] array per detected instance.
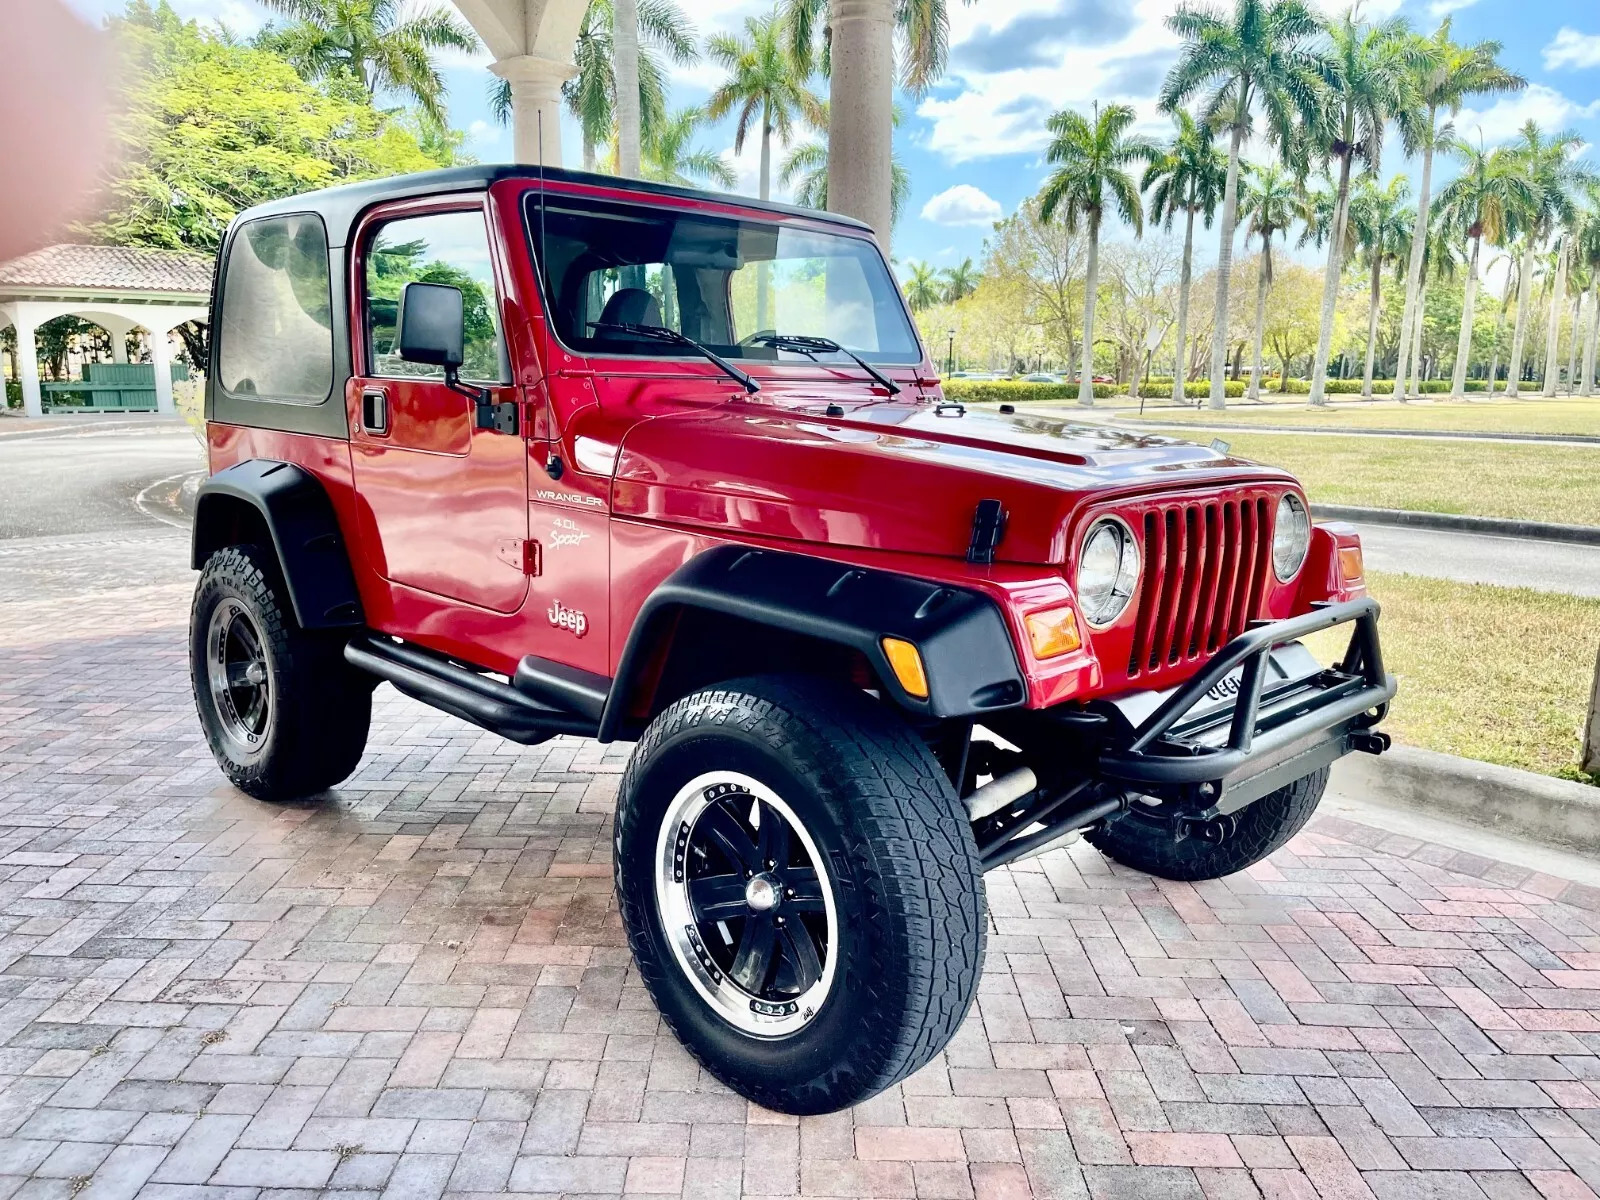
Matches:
[[190, 166, 1394, 1114]]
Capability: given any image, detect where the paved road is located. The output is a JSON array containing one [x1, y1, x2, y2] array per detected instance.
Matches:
[[0, 418, 203, 540], [1353, 521, 1600, 597]]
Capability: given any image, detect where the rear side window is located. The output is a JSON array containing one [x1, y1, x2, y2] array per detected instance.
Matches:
[[218, 214, 334, 404]]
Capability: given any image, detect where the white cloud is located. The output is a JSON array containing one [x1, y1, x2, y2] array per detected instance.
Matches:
[[920, 184, 1003, 226], [468, 120, 501, 149], [1427, 0, 1479, 19], [1456, 84, 1600, 146], [1544, 28, 1600, 73]]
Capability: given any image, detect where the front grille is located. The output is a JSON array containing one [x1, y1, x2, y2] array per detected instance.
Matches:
[[1127, 496, 1273, 677]]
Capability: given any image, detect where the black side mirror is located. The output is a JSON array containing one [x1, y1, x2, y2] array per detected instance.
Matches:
[[396, 281, 465, 369]]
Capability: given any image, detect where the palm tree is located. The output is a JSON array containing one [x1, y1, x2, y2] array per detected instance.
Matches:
[[1142, 111, 1227, 400], [643, 108, 737, 188], [1039, 103, 1156, 406], [1576, 191, 1600, 397], [1436, 137, 1527, 397], [903, 262, 943, 311], [257, 0, 478, 127], [1503, 122, 1586, 397], [488, 0, 697, 173], [1240, 164, 1298, 401], [1346, 175, 1412, 397], [1485, 247, 1517, 393], [1391, 21, 1526, 401], [1305, 13, 1429, 407], [942, 258, 979, 303], [780, 101, 912, 225], [783, 0, 972, 246], [1160, 0, 1326, 409], [709, 15, 823, 329]]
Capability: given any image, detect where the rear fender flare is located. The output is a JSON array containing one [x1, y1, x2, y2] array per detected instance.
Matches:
[[598, 545, 1026, 741], [191, 459, 362, 630]]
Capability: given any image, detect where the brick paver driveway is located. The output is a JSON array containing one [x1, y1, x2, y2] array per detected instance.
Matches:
[[3, 521, 1600, 1200]]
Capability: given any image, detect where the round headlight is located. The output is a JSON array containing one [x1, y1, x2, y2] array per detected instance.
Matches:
[[1273, 493, 1311, 581], [1078, 518, 1141, 627]]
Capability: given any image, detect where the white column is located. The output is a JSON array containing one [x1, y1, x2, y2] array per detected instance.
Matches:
[[11, 309, 43, 418], [150, 329, 175, 415], [490, 55, 575, 167]]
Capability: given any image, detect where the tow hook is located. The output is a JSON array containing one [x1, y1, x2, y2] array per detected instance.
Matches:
[[1178, 813, 1237, 844], [1349, 731, 1391, 755]]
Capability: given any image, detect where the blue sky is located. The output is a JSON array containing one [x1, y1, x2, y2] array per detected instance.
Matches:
[[65, 0, 1600, 277]]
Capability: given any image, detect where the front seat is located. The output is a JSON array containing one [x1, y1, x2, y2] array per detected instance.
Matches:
[[594, 287, 662, 339]]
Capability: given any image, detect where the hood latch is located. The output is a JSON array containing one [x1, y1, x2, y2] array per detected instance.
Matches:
[[967, 499, 1007, 565]]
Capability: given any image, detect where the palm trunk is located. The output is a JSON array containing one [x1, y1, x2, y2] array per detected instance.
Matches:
[[1309, 150, 1354, 407], [1393, 114, 1436, 401], [1173, 204, 1196, 402], [757, 101, 772, 331], [1450, 235, 1481, 400], [1247, 237, 1272, 402], [1078, 213, 1102, 407], [1542, 237, 1568, 397], [1362, 255, 1382, 398], [1488, 280, 1511, 395], [827, 0, 895, 251], [1584, 277, 1599, 398], [1507, 236, 1537, 397], [1566, 287, 1582, 394], [1208, 119, 1247, 410], [613, 0, 641, 177], [1409, 281, 1425, 395], [582, 135, 597, 173]]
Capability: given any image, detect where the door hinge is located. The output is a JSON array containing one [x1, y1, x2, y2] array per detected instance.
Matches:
[[497, 539, 542, 576]]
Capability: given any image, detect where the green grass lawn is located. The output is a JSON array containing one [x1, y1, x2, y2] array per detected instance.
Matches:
[[1305, 571, 1600, 783], [1122, 395, 1600, 436], [1158, 428, 1600, 526]]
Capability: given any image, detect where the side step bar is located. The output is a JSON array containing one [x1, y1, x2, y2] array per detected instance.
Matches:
[[344, 636, 599, 745]]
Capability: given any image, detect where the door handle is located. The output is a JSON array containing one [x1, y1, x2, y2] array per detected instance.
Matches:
[[361, 387, 389, 435]]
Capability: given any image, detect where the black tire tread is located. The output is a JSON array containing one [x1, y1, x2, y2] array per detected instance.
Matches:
[[616, 675, 985, 1112], [1086, 766, 1329, 881]]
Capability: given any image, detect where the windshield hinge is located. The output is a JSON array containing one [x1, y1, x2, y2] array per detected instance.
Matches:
[[967, 499, 1007, 565]]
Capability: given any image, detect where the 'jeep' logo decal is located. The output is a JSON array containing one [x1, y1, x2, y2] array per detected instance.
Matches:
[[1204, 674, 1242, 704], [549, 600, 588, 638]]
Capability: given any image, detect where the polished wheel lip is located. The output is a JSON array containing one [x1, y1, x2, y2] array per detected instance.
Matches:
[[655, 770, 838, 1039], [205, 598, 272, 759]]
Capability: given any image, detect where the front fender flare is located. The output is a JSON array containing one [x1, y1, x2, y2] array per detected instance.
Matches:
[[598, 545, 1026, 741], [191, 459, 363, 630]]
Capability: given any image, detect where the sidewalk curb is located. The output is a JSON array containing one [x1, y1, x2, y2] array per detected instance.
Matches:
[[1314, 504, 1600, 546], [1121, 418, 1600, 445], [1330, 744, 1600, 855]]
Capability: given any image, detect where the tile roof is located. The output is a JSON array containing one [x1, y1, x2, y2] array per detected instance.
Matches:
[[0, 243, 213, 295]]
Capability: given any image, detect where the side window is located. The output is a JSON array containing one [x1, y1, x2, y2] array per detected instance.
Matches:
[[365, 209, 507, 382], [218, 214, 334, 404]]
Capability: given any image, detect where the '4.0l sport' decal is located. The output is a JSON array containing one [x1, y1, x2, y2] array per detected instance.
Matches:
[[549, 600, 589, 638], [549, 516, 590, 549]]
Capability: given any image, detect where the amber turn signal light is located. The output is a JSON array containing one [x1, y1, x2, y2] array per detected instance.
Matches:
[[880, 637, 930, 699], [1338, 545, 1365, 584], [1025, 606, 1082, 659]]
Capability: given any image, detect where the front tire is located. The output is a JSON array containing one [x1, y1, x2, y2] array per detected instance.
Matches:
[[615, 675, 985, 1115], [1087, 766, 1329, 881], [190, 544, 371, 802]]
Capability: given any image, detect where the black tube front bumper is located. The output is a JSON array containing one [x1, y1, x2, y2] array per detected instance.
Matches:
[[1096, 598, 1396, 810]]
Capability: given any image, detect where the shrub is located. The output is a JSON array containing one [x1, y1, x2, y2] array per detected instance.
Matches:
[[943, 379, 1118, 402], [4, 380, 19, 409]]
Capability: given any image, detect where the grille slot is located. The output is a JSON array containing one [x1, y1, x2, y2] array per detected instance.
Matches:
[[1128, 496, 1272, 677]]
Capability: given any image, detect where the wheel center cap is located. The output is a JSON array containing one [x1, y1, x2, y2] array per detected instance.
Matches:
[[744, 873, 781, 913], [244, 662, 266, 687]]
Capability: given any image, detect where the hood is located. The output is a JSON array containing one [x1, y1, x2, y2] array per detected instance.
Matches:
[[610, 394, 1296, 565]]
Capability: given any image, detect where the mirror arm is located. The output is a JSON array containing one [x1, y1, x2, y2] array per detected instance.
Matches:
[[445, 366, 518, 435]]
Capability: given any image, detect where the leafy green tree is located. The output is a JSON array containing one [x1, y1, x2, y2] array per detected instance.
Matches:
[[1575, 187, 1600, 396], [91, 1, 446, 256], [941, 258, 978, 303], [1239, 164, 1298, 399], [903, 261, 942, 311], [1160, 0, 1326, 408], [1303, 13, 1429, 405], [1502, 122, 1587, 396], [643, 107, 737, 188], [1391, 20, 1525, 400], [255, 0, 477, 128], [1436, 136, 1529, 397], [1039, 103, 1156, 406], [1142, 110, 1226, 398], [1346, 174, 1412, 395]]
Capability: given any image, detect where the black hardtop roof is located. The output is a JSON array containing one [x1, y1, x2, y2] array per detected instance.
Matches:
[[235, 164, 872, 247]]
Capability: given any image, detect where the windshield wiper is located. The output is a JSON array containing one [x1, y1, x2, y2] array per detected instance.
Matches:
[[590, 321, 759, 393], [749, 333, 901, 395]]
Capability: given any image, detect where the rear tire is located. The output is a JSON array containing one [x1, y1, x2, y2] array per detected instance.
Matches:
[[614, 675, 985, 1115], [1086, 767, 1329, 882], [190, 544, 371, 802]]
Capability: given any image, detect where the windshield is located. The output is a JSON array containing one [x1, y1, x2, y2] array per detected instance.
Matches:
[[525, 195, 923, 365]]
